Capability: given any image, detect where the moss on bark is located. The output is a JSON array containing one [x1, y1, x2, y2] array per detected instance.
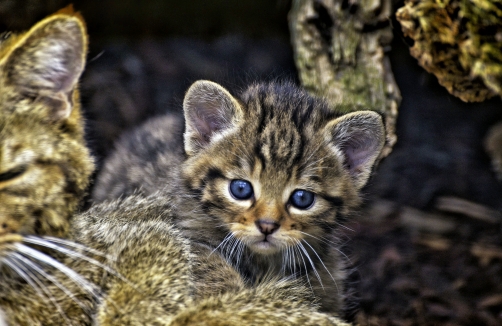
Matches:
[[289, 0, 400, 158]]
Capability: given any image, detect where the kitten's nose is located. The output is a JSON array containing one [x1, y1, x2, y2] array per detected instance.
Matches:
[[255, 219, 280, 235]]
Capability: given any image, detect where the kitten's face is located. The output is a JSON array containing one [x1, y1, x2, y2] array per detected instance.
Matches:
[[0, 9, 92, 246], [188, 134, 355, 255], [182, 81, 385, 255]]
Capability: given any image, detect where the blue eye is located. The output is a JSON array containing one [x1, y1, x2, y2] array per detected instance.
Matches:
[[229, 180, 254, 200], [290, 189, 315, 210]]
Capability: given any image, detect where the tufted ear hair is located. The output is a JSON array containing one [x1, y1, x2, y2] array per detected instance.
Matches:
[[183, 80, 243, 156], [2, 6, 87, 121], [324, 111, 385, 189]]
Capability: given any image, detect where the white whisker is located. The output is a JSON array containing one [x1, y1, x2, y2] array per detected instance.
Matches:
[[282, 239, 295, 278], [235, 240, 245, 268], [301, 239, 338, 293], [227, 235, 241, 263], [41, 236, 111, 259], [12, 253, 91, 320], [288, 245, 296, 277], [333, 222, 354, 232], [5, 255, 74, 325], [223, 235, 237, 258], [14, 243, 100, 299], [10, 252, 91, 313], [286, 246, 296, 278], [299, 231, 352, 262], [4, 257, 46, 300], [217, 233, 242, 269], [209, 233, 234, 256], [23, 237, 136, 291], [296, 240, 323, 289], [281, 247, 287, 275], [298, 231, 343, 250], [292, 242, 313, 292]]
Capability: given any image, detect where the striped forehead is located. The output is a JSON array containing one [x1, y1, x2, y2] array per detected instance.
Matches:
[[241, 84, 326, 169], [216, 82, 344, 186], [257, 117, 303, 168]]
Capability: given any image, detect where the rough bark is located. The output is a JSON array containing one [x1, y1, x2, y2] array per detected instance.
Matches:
[[396, 0, 502, 103], [396, 0, 502, 180], [289, 0, 400, 158]]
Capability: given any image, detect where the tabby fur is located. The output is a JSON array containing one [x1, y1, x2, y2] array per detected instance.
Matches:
[[0, 7, 349, 326], [94, 79, 386, 316], [0, 8, 192, 325]]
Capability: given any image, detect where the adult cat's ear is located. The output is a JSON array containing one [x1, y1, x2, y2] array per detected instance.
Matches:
[[324, 111, 385, 189], [2, 6, 87, 121], [183, 80, 243, 156]]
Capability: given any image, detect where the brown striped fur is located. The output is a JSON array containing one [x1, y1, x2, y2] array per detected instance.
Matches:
[[0, 7, 98, 324], [0, 6, 92, 242], [0, 9, 349, 326], [0, 8, 199, 326], [94, 80, 386, 317]]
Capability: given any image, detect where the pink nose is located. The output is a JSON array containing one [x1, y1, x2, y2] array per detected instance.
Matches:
[[255, 219, 280, 235]]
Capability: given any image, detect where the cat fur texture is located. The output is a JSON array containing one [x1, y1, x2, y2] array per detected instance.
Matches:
[[93, 79, 386, 316], [0, 7, 349, 326]]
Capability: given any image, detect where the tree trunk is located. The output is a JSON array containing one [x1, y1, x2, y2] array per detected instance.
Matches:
[[289, 0, 400, 158]]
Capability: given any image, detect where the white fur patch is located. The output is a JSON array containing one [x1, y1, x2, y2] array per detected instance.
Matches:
[[0, 307, 8, 326]]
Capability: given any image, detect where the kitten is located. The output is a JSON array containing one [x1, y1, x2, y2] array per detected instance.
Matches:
[[93, 79, 386, 315], [0, 7, 349, 326]]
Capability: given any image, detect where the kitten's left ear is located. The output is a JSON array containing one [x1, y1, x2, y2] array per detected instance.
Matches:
[[324, 111, 385, 189], [183, 80, 243, 156]]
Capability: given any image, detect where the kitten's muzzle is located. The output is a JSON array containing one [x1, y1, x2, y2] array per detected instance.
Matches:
[[255, 219, 279, 236]]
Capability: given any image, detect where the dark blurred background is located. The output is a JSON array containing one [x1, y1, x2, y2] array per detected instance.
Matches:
[[0, 0, 291, 39], [2, 0, 502, 324]]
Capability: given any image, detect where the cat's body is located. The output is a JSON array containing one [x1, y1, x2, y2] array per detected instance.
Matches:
[[0, 7, 101, 323], [94, 80, 386, 316], [0, 7, 349, 326], [1, 194, 196, 325]]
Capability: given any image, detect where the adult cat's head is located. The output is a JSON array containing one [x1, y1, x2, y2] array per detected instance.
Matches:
[[182, 80, 385, 255], [0, 7, 93, 243]]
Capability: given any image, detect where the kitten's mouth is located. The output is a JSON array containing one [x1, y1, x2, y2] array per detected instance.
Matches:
[[249, 236, 281, 255]]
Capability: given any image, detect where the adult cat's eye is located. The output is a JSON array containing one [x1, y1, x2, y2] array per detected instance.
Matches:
[[229, 179, 254, 200], [290, 189, 315, 210], [0, 166, 27, 182]]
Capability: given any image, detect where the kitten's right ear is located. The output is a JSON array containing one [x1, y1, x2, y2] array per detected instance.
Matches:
[[1, 6, 87, 121], [324, 111, 385, 190], [183, 80, 243, 156]]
